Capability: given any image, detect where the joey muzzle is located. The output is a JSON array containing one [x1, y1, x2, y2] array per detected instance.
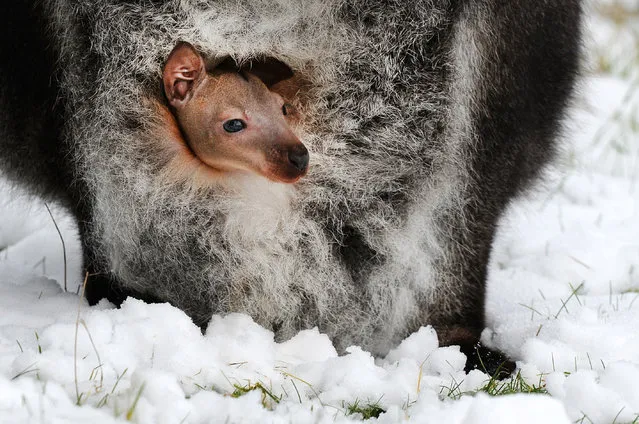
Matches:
[[288, 144, 309, 172]]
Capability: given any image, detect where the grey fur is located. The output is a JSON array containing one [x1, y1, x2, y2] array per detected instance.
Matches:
[[1, 0, 582, 360]]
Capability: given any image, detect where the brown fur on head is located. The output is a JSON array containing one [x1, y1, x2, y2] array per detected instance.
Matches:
[[162, 42, 308, 183]]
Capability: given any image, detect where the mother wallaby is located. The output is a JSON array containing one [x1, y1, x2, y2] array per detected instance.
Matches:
[[0, 0, 582, 373]]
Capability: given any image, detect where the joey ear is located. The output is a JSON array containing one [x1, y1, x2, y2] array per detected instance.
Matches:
[[163, 42, 206, 108], [245, 57, 294, 87]]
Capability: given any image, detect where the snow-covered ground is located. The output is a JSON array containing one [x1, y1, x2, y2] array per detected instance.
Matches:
[[1, 3, 638, 423]]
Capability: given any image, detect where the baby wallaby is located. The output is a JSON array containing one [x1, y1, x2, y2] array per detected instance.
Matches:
[[163, 42, 308, 183]]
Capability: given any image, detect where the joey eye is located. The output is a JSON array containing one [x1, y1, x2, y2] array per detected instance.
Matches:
[[282, 103, 292, 116], [223, 119, 246, 133]]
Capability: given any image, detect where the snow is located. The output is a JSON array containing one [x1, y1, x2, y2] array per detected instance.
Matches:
[[1, 5, 638, 424]]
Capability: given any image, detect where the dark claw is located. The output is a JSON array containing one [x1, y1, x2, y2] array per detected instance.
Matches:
[[461, 341, 516, 379]]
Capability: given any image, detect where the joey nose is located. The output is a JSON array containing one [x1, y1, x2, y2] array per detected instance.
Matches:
[[288, 145, 309, 172]]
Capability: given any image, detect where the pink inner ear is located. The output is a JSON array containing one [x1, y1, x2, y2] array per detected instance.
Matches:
[[163, 42, 205, 105], [178, 68, 195, 80], [174, 80, 190, 100]]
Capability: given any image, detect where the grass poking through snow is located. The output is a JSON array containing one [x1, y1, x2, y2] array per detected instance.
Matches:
[[476, 371, 548, 397], [230, 381, 282, 409], [442, 371, 548, 401], [344, 399, 386, 420]]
